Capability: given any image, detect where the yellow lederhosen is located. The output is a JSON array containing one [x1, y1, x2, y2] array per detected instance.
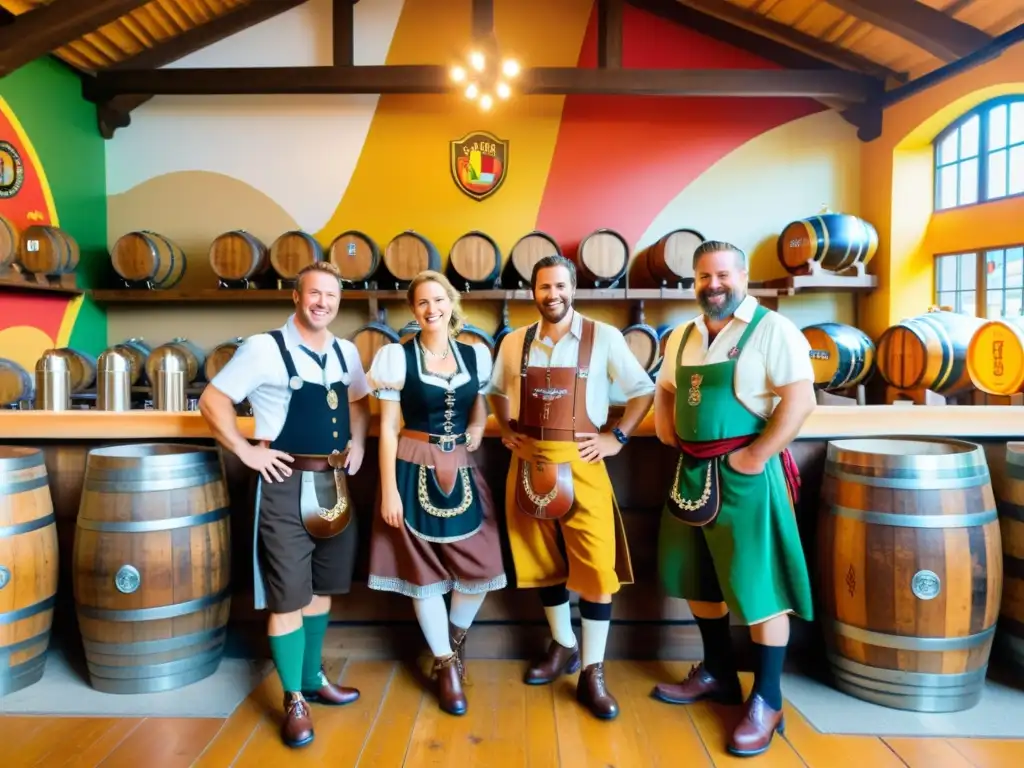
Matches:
[[504, 440, 634, 597]]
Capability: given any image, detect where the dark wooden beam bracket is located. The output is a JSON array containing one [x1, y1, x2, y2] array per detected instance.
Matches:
[[333, 0, 354, 68], [598, 0, 624, 69]]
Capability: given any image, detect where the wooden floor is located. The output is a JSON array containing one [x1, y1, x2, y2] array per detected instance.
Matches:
[[3, 659, 1024, 767]]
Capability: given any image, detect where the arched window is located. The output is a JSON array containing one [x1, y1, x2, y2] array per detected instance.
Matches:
[[934, 96, 1024, 210]]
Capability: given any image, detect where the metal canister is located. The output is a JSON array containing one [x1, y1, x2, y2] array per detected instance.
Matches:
[[34, 350, 71, 411], [96, 349, 131, 411], [152, 348, 188, 411]]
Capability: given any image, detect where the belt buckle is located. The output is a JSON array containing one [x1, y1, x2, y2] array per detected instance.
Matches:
[[436, 434, 457, 453], [328, 449, 346, 469]]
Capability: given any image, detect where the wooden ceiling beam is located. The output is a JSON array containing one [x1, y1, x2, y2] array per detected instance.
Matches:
[[599, 0, 624, 68], [333, 0, 354, 67], [824, 0, 991, 62], [0, 0, 154, 77]]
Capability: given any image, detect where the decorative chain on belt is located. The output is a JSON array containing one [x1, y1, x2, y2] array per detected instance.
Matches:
[[670, 454, 713, 510], [520, 462, 559, 507], [318, 449, 348, 522], [417, 466, 473, 517]]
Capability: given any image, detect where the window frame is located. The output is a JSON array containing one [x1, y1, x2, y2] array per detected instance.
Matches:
[[933, 242, 1024, 319]]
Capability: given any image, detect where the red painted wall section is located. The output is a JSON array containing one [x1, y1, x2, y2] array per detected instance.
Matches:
[[536, 4, 824, 256]]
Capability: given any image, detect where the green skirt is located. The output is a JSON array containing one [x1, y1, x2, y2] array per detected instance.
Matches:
[[657, 453, 814, 625]]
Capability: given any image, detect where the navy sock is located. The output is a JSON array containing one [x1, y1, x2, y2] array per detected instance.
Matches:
[[695, 614, 737, 682], [753, 642, 786, 710], [538, 584, 570, 607]]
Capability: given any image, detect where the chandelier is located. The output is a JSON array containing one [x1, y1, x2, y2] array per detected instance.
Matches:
[[449, 38, 520, 112]]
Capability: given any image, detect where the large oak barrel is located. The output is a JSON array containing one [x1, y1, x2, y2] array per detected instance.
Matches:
[[967, 317, 1024, 396], [0, 447, 59, 694], [72, 443, 232, 694], [0, 214, 19, 271], [328, 230, 381, 284], [107, 338, 151, 386], [398, 320, 420, 343], [456, 323, 496, 357], [573, 228, 629, 287], [383, 231, 441, 285], [778, 211, 878, 275], [623, 322, 660, 372], [629, 229, 703, 289], [269, 230, 323, 281], [109, 231, 187, 290], [203, 338, 244, 381], [447, 231, 501, 289], [818, 437, 1002, 712], [994, 443, 1024, 676], [0, 358, 33, 406], [145, 338, 206, 385], [502, 231, 560, 288], [876, 310, 985, 396], [350, 322, 400, 372], [208, 230, 269, 284], [18, 225, 79, 275], [802, 322, 876, 391]]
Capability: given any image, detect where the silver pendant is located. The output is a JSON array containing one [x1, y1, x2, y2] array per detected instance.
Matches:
[[289, 375, 303, 390]]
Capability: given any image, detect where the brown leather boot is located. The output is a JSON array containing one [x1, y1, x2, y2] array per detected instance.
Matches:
[[576, 662, 619, 720], [433, 652, 467, 716], [523, 639, 581, 685], [281, 692, 314, 748], [728, 693, 785, 757], [449, 622, 468, 683], [301, 664, 361, 706], [651, 662, 743, 706]]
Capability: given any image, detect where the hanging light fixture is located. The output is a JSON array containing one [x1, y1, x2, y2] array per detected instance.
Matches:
[[450, 31, 519, 111]]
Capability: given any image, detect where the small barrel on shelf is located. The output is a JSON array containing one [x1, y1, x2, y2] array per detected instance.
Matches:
[[145, 338, 206, 385], [17, 225, 79, 275], [382, 231, 441, 287], [48, 348, 98, 393], [456, 323, 496, 357], [72, 443, 232, 694], [0, 358, 34, 406], [107, 338, 151, 386], [208, 230, 269, 285], [204, 338, 244, 382], [966, 317, 1024, 396], [109, 231, 187, 290], [446, 231, 501, 289], [350, 321, 401, 372], [996, 443, 1024, 676], [269, 230, 323, 282], [328, 230, 381, 285], [777, 210, 878, 276], [501, 230, 560, 288], [572, 228, 629, 288], [0, 214, 20, 271], [818, 437, 1002, 712], [875, 310, 985, 396], [801, 322, 876, 392], [0, 446, 59, 695], [398, 320, 420, 343], [628, 228, 703, 289], [622, 321, 660, 373]]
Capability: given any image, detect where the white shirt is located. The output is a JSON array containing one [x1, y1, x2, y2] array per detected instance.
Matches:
[[657, 295, 814, 419], [486, 310, 656, 429], [210, 314, 370, 441], [368, 340, 493, 400]]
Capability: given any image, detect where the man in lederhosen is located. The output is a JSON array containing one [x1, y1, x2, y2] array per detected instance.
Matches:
[[199, 262, 370, 749], [486, 254, 655, 720], [651, 241, 816, 757]]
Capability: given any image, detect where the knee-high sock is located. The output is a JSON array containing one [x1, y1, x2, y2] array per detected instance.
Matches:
[[752, 642, 786, 710], [449, 590, 487, 630], [413, 594, 453, 657], [579, 599, 612, 669], [538, 584, 576, 649], [695, 614, 738, 681], [268, 626, 305, 694], [300, 612, 330, 690]]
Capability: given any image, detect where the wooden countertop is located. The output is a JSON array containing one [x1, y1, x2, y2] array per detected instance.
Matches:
[[2, 406, 1024, 440]]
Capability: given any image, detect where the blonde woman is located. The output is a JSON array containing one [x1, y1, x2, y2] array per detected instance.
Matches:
[[367, 270, 507, 716]]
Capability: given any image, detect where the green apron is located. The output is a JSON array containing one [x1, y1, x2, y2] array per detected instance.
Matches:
[[657, 305, 814, 625]]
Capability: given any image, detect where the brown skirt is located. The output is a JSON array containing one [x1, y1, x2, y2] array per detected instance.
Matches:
[[367, 435, 507, 598]]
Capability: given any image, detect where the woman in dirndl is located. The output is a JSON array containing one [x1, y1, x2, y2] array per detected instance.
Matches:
[[367, 270, 507, 716]]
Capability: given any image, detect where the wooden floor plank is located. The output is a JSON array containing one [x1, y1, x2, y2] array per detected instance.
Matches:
[[946, 738, 1024, 767], [191, 670, 277, 768], [883, 738, 975, 768], [15, 717, 137, 767], [97, 717, 223, 768], [353, 662, 425, 767], [779, 698, 907, 768]]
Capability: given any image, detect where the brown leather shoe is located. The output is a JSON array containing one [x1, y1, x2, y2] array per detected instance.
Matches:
[[433, 652, 467, 716], [449, 622, 468, 683], [523, 639, 581, 685], [576, 662, 619, 720], [728, 693, 785, 757], [651, 662, 743, 706], [301, 665, 361, 706], [281, 692, 314, 748]]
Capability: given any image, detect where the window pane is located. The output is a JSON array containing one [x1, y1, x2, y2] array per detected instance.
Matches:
[[1010, 101, 1024, 146], [1006, 289, 1023, 318], [959, 157, 979, 204], [988, 149, 1008, 199], [938, 254, 959, 291], [1007, 247, 1024, 288], [940, 164, 959, 208], [959, 252, 976, 290], [990, 104, 1008, 150], [987, 288, 1004, 318], [937, 291, 958, 311], [961, 291, 977, 315], [960, 114, 980, 158], [987, 249, 1005, 291], [939, 130, 959, 164], [1010, 144, 1024, 196]]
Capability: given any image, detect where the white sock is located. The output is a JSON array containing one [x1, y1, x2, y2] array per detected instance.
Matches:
[[413, 594, 452, 657], [581, 618, 610, 668], [449, 590, 486, 629], [544, 602, 577, 649]]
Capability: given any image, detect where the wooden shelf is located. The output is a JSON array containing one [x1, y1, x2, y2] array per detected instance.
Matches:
[[760, 272, 878, 294], [0, 272, 83, 296]]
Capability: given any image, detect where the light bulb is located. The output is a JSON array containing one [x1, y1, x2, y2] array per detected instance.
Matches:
[[480, 93, 493, 110], [470, 51, 485, 71], [465, 83, 478, 99], [497, 82, 511, 99], [450, 66, 466, 82], [502, 59, 520, 77]]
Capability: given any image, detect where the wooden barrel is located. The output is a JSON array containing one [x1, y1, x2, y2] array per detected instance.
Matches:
[[203, 338, 244, 381], [0, 214, 19, 271], [876, 310, 985, 396], [383, 231, 441, 285], [572, 228, 629, 287], [655, 323, 675, 358], [494, 310, 513, 355], [966, 317, 1024, 396], [818, 437, 1002, 712], [269, 230, 323, 280], [399, 320, 420, 343], [802, 323, 876, 391], [109, 231, 187, 290], [50, 348, 98, 393], [73, 443, 232, 694], [18, 225, 79, 275], [145, 338, 206, 385], [208, 230, 269, 283], [0, 358, 33, 406], [447, 231, 501, 289], [629, 229, 703, 289], [995, 443, 1024, 676], [328, 230, 381, 284], [456, 323, 496, 356], [108, 338, 151, 386], [622, 322, 660, 372], [502, 231, 561, 288], [778, 212, 878, 275], [0, 446, 59, 695], [350, 322, 401, 372]]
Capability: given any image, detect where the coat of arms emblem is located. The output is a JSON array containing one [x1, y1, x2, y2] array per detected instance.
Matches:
[[450, 131, 508, 201]]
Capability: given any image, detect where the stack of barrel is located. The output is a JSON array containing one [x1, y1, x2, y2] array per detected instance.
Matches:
[[0, 214, 80, 282]]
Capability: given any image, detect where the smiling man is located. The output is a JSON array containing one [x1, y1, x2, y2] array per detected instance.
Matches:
[[651, 241, 816, 757], [487, 254, 655, 720], [199, 262, 371, 749]]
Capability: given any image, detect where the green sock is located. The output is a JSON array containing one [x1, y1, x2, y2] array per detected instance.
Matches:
[[301, 612, 331, 690], [268, 627, 305, 694]]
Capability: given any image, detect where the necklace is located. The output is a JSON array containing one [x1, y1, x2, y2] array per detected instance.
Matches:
[[419, 337, 450, 360]]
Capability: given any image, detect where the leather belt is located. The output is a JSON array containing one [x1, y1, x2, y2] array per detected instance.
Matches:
[[518, 425, 577, 442], [401, 430, 468, 453], [289, 451, 348, 472]]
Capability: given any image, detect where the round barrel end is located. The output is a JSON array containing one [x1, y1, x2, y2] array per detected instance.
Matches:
[[967, 319, 1024, 396]]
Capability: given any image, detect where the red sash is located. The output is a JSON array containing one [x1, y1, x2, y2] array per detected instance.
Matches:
[[675, 435, 801, 505]]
